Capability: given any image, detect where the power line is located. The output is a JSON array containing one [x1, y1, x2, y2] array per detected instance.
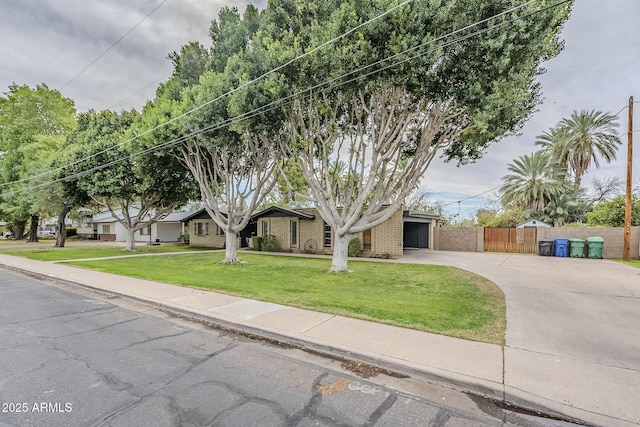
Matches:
[[440, 185, 502, 207], [3, 0, 567, 196], [613, 104, 628, 117], [60, 0, 169, 90], [108, 72, 171, 110], [10, 0, 416, 188], [7, 0, 543, 189], [2, 0, 565, 195]]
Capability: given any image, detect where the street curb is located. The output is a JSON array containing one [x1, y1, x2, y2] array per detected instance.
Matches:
[[3, 263, 595, 426]]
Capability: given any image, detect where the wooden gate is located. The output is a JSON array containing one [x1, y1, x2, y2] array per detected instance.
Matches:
[[484, 228, 537, 254]]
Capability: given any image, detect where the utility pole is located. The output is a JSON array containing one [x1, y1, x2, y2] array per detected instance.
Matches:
[[623, 96, 633, 261]]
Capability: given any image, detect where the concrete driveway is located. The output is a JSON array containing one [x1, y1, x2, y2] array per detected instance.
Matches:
[[399, 249, 640, 426]]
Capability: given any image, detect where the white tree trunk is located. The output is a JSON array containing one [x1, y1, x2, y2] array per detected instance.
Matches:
[[125, 229, 136, 251], [222, 231, 238, 263], [329, 233, 353, 272]]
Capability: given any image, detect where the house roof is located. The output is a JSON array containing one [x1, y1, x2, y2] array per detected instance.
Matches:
[[181, 208, 211, 222], [92, 211, 125, 223], [160, 211, 194, 222], [516, 219, 551, 228], [251, 206, 315, 220], [92, 209, 193, 223], [403, 211, 440, 220]]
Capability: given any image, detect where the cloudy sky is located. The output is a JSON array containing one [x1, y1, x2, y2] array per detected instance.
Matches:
[[1, 0, 638, 219]]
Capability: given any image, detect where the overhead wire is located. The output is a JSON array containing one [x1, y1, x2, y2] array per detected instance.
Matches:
[[3, 0, 568, 196], [107, 72, 171, 110], [3, 0, 417, 189], [60, 0, 170, 90]]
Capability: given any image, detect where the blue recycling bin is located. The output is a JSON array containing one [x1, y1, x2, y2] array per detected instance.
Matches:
[[553, 238, 569, 257]]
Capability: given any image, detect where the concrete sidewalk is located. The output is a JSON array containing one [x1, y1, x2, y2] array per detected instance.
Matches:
[[1, 251, 638, 426]]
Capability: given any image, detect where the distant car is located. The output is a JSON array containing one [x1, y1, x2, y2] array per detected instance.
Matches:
[[3, 231, 11, 239], [38, 230, 56, 237]]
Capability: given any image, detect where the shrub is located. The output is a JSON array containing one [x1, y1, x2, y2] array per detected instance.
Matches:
[[348, 238, 363, 257], [178, 232, 190, 244], [251, 236, 263, 251], [66, 227, 77, 237], [261, 235, 281, 252]]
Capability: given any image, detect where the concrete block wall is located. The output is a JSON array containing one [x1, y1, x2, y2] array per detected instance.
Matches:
[[436, 227, 484, 252], [432, 226, 639, 259], [537, 226, 639, 259]]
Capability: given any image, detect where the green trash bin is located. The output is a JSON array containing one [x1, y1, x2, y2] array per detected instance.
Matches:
[[569, 238, 585, 258], [586, 236, 604, 259]]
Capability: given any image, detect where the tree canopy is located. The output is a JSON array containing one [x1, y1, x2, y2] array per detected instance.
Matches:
[[0, 84, 76, 240]]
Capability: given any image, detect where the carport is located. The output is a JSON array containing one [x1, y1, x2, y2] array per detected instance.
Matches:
[[402, 211, 439, 249]]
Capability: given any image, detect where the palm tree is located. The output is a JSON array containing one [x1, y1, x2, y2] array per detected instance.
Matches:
[[541, 188, 592, 226], [536, 110, 621, 187], [500, 151, 572, 213]]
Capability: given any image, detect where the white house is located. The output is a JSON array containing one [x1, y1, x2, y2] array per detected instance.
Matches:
[[516, 219, 551, 228], [83, 209, 192, 243]]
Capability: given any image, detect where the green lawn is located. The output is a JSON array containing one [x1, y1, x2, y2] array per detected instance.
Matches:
[[65, 252, 505, 345], [0, 243, 216, 261]]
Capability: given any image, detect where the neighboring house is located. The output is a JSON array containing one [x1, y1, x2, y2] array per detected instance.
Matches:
[[86, 211, 121, 241], [81, 209, 193, 243], [516, 219, 551, 228], [184, 205, 440, 258], [41, 216, 73, 235], [181, 209, 239, 248], [134, 211, 192, 243]]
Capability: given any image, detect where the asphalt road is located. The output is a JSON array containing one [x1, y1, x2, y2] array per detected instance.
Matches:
[[0, 269, 568, 427]]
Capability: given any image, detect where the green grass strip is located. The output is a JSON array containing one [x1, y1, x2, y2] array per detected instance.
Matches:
[[67, 252, 505, 345], [0, 244, 215, 261]]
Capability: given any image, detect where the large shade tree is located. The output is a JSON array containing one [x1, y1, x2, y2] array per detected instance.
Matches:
[[258, 0, 573, 271], [0, 84, 76, 241], [536, 110, 621, 186], [62, 110, 196, 250], [176, 5, 283, 263]]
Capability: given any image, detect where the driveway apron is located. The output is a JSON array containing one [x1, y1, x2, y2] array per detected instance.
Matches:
[[399, 250, 640, 426]]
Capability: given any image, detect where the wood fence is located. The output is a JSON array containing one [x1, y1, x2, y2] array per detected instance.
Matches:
[[484, 228, 537, 254]]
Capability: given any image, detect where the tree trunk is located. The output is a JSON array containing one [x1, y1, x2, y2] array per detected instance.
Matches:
[[221, 231, 238, 263], [125, 228, 136, 251], [14, 221, 25, 240], [329, 233, 354, 272], [55, 205, 72, 248], [28, 215, 39, 243]]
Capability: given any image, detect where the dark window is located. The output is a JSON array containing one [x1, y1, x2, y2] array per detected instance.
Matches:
[[290, 220, 298, 247], [323, 222, 332, 248]]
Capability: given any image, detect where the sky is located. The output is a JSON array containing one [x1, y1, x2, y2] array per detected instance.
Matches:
[[1, 0, 638, 220]]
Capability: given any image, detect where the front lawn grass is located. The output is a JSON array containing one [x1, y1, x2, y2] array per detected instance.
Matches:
[[68, 252, 506, 345], [0, 243, 216, 261]]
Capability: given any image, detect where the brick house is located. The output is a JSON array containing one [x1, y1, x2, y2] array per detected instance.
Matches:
[[183, 205, 440, 258]]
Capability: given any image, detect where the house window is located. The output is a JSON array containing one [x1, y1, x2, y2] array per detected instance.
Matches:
[[216, 225, 225, 236], [194, 222, 209, 236], [262, 220, 269, 236], [290, 220, 298, 247], [140, 226, 151, 236], [323, 222, 332, 248], [101, 224, 111, 234]]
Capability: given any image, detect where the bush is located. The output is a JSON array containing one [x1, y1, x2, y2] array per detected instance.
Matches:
[[66, 227, 77, 237], [261, 235, 281, 252], [251, 236, 263, 251], [178, 232, 190, 244], [348, 238, 363, 257]]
